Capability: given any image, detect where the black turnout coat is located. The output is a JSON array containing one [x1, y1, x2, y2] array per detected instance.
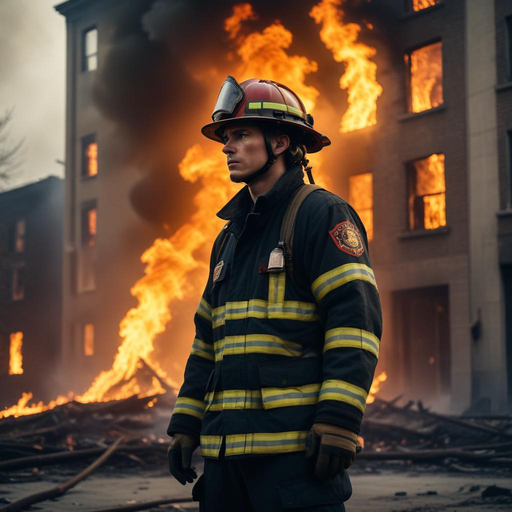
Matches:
[[168, 164, 382, 460]]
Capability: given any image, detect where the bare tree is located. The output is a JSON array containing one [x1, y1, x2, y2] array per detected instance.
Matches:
[[0, 108, 24, 188]]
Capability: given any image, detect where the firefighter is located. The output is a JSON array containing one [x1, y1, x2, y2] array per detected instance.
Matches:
[[167, 76, 382, 511]]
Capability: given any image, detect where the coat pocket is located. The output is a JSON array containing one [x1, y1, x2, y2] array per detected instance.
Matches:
[[258, 357, 322, 410]]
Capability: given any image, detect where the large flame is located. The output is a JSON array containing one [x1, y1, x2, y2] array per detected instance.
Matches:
[[9, 332, 23, 375], [310, 0, 382, 133]]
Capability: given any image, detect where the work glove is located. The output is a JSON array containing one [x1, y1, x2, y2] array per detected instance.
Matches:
[[167, 433, 199, 485], [305, 423, 358, 480]]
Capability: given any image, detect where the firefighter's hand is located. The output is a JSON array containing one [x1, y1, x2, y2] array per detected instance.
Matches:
[[167, 433, 199, 485], [305, 423, 358, 480]]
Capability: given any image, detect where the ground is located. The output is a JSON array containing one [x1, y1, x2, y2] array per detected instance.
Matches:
[[2, 460, 511, 511]]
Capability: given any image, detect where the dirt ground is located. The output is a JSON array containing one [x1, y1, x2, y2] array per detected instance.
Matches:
[[2, 460, 512, 512]]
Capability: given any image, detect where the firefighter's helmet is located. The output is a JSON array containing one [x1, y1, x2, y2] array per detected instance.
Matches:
[[201, 76, 331, 153]]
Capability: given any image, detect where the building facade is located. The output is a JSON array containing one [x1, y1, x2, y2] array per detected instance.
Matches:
[[0, 177, 64, 405], [55, 0, 512, 412]]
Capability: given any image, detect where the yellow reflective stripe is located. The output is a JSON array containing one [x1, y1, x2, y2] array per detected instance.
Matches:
[[248, 101, 262, 109], [268, 271, 286, 305], [318, 379, 368, 413], [324, 327, 380, 359], [200, 435, 223, 458], [312, 263, 378, 302], [261, 383, 320, 409], [225, 431, 309, 456], [262, 101, 288, 112], [205, 389, 263, 411], [196, 297, 212, 322], [287, 104, 305, 118], [212, 300, 318, 329], [190, 337, 215, 361], [214, 334, 302, 362], [172, 397, 205, 420]]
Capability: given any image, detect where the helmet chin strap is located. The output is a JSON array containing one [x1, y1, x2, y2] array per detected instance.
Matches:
[[243, 132, 277, 185]]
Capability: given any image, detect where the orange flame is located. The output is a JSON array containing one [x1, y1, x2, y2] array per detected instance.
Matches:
[[367, 371, 387, 404], [87, 142, 98, 176], [349, 173, 373, 241], [407, 41, 443, 113], [412, 0, 439, 11], [224, 3, 257, 40], [9, 332, 23, 375], [412, 153, 446, 230], [310, 0, 382, 133]]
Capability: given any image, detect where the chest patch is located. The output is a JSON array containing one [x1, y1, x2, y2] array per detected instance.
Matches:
[[329, 221, 365, 257], [213, 260, 224, 283]]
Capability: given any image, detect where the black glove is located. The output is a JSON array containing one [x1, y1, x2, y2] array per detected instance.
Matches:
[[305, 423, 358, 480], [167, 433, 200, 485]]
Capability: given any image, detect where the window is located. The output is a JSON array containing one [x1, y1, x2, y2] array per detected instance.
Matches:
[[82, 27, 98, 72], [84, 324, 94, 356], [349, 173, 373, 241], [507, 16, 512, 82], [81, 203, 97, 247], [407, 153, 446, 230], [9, 331, 23, 375], [8, 219, 25, 253], [78, 201, 97, 292], [82, 134, 98, 177], [11, 263, 25, 301], [405, 41, 443, 113], [407, 0, 440, 12]]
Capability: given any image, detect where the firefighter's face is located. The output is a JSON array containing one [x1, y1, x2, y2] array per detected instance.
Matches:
[[221, 123, 269, 183]]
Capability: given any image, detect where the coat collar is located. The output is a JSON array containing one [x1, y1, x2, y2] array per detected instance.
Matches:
[[216, 164, 305, 221]]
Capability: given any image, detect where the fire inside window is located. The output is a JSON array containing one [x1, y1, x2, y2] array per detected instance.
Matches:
[[405, 41, 443, 113], [83, 27, 98, 72], [408, 154, 446, 231], [411, 0, 440, 12], [84, 324, 94, 356], [11, 264, 25, 301], [348, 173, 373, 241], [9, 332, 23, 375], [82, 135, 98, 177], [15, 219, 25, 252], [82, 206, 97, 247]]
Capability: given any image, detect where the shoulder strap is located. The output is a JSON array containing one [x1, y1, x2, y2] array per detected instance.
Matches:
[[280, 184, 324, 285]]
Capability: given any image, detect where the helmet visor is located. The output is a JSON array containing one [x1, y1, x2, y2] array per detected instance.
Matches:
[[212, 76, 244, 122]]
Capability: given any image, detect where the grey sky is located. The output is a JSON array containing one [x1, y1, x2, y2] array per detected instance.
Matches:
[[0, 0, 65, 190]]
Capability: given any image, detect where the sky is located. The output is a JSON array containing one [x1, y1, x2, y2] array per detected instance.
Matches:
[[0, 0, 65, 191]]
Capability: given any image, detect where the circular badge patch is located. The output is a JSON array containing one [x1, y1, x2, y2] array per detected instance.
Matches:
[[329, 220, 365, 257]]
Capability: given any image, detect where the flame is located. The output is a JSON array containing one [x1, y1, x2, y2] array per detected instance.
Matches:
[[349, 173, 373, 241], [88, 208, 97, 246], [0, 392, 72, 419], [407, 41, 443, 113], [310, 0, 382, 133], [412, 0, 439, 11], [87, 142, 98, 176], [366, 371, 387, 404], [412, 153, 446, 230], [224, 3, 257, 40], [9, 332, 23, 375]]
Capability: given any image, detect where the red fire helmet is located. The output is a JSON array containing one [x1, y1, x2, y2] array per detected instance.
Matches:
[[201, 76, 331, 153]]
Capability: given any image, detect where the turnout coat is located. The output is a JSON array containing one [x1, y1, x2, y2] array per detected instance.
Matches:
[[168, 164, 383, 459]]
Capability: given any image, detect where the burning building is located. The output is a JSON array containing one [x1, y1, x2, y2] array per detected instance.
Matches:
[[0, 176, 64, 405], [26, 0, 510, 418]]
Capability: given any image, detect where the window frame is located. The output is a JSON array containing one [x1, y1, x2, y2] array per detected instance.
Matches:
[[82, 26, 98, 73], [81, 134, 98, 179], [404, 38, 444, 114], [405, 153, 447, 231]]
